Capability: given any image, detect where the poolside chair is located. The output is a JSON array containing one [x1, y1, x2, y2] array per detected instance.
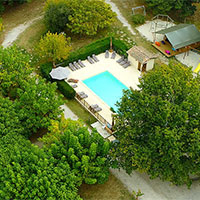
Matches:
[[78, 59, 86, 68], [120, 58, 128, 66], [94, 106, 102, 112], [111, 51, 116, 59], [73, 61, 80, 69], [69, 63, 76, 71], [77, 91, 88, 100], [92, 54, 99, 62], [105, 50, 109, 58], [71, 84, 78, 88], [87, 56, 95, 64], [122, 61, 131, 68], [116, 56, 124, 63], [90, 104, 99, 109]]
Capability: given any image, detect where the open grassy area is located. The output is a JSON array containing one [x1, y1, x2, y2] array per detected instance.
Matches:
[[65, 99, 96, 126], [79, 172, 133, 200], [0, 0, 45, 43]]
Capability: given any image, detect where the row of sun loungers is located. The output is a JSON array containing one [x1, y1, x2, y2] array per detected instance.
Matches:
[[87, 54, 100, 64], [68, 59, 86, 71], [116, 56, 131, 68]]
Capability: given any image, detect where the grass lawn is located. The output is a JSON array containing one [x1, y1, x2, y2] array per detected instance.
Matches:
[[65, 99, 96, 127], [79, 172, 133, 200], [0, 0, 45, 44]]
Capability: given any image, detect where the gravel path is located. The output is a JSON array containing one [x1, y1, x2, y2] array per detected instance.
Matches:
[[105, 0, 135, 35], [2, 16, 42, 48]]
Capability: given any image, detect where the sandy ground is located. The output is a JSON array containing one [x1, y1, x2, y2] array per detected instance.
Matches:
[[136, 20, 200, 70], [2, 16, 42, 48], [105, 0, 136, 35], [111, 168, 200, 200]]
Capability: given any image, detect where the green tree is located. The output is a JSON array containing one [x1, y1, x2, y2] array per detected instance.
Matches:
[[145, 0, 196, 18], [67, 0, 116, 35], [44, 0, 71, 33], [41, 117, 111, 184], [0, 45, 33, 96], [0, 97, 24, 138], [112, 63, 200, 187], [36, 32, 71, 64], [15, 77, 63, 135], [0, 133, 82, 200]]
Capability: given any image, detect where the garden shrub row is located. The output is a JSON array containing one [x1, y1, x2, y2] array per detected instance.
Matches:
[[40, 62, 76, 99], [62, 37, 129, 66], [40, 37, 129, 99]]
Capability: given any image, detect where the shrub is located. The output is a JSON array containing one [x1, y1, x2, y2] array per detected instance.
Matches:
[[56, 80, 75, 99], [40, 62, 53, 81], [132, 14, 145, 25]]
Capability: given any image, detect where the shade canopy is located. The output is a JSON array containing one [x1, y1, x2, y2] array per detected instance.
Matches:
[[50, 67, 70, 80], [156, 24, 200, 50]]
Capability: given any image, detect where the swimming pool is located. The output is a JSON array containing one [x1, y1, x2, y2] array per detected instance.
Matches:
[[83, 71, 128, 111]]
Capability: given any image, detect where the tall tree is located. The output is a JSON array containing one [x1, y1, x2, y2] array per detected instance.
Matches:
[[112, 63, 200, 187], [145, 0, 196, 18], [67, 0, 116, 35], [44, 0, 71, 33], [36, 32, 71, 64], [41, 117, 111, 184], [15, 77, 63, 135], [0, 97, 24, 138], [0, 45, 33, 96], [0, 133, 82, 200]]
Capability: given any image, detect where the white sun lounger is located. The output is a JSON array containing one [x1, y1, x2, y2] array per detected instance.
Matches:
[[78, 59, 86, 68], [105, 50, 109, 58], [92, 54, 99, 62]]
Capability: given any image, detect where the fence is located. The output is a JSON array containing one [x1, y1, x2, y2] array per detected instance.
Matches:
[[75, 95, 113, 134]]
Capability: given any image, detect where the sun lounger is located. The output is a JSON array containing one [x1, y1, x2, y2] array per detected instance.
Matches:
[[94, 106, 102, 112], [77, 91, 88, 99], [90, 104, 99, 109], [69, 63, 76, 71], [71, 84, 78, 88], [92, 54, 99, 62], [87, 56, 95, 64], [105, 50, 109, 58], [116, 56, 124, 63], [120, 59, 128, 66], [73, 61, 80, 69], [122, 61, 131, 68], [111, 51, 116, 59], [78, 59, 86, 68]]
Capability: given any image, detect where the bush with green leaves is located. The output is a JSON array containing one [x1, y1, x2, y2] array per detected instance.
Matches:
[[132, 14, 145, 25], [41, 118, 111, 184], [0, 133, 81, 200]]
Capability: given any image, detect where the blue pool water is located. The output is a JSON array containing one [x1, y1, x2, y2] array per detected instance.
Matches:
[[83, 71, 128, 111]]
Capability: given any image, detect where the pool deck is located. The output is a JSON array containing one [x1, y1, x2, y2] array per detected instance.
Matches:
[[66, 53, 141, 125]]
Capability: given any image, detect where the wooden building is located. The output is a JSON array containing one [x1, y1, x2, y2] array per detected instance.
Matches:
[[127, 46, 156, 72], [152, 24, 200, 57]]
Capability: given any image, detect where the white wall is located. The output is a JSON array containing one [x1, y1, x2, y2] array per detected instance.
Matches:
[[128, 54, 138, 70], [147, 59, 154, 71]]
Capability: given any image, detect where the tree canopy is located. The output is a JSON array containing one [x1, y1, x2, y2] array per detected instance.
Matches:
[[145, 0, 197, 18], [44, 0, 116, 35], [44, 0, 71, 33], [112, 63, 200, 187], [41, 117, 111, 185], [0, 133, 81, 200], [0, 46, 63, 137], [36, 32, 71, 63]]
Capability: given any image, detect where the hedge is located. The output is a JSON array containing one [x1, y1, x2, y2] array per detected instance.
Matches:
[[56, 80, 76, 99], [40, 62, 75, 99], [62, 37, 129, 66]]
